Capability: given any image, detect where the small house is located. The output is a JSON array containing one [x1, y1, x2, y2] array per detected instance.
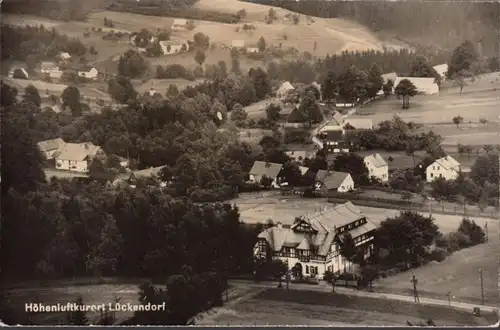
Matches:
[[286, 150, 315, 163], [426, 156, 461, 183], [55, 142, 105, 173], [159, 40, 189, 55], [247, 47, 260, 53], [77, 67, 99, 80], [248, 161, 284, 188], [285, 106, 307, 127], [382, 72, 398, 84], [58, 52, 72, 62], [363, 153, 389, 182], [315, 170, 354, 194], [171, 19, 188, 31], [41, 62, 62, 79]]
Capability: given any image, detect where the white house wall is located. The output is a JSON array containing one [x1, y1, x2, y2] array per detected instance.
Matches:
[[426, 162, 459, 182], [338, 175, 355, 192], [56, 159, 89, 172], [364, 160, 389, 182]]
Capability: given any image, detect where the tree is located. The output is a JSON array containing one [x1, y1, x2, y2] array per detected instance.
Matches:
[[375, 211, 440, 267], [483, 144, 493, 154], [487, 57, 499, 72], [257, 36, 266, 52], [61, 86, 82, 116], [194, 49, 206, 66], [118, 50, 147, 78], [298, 91, 323, 126], [147, 42, 163, 57], [236, 9, 247, 19], [366, 63, 384, 99], [67, 296, 88, 325], [265, 103, 281, 122], [339, 233, 357, 263], [249, 67, 270, 99], [452, 115, 464, 128], [479, 118, 488, 127], [166, 84, 179, 98], [268, 8, 277, 22], [2, 103, 46, 194], [108, 76, 138, 104], [323, 270, 337, 292], [447, 40, 479, 79], [268, 259, 288, 288], [452, 69, 474, 95], [457, 218, 486, 246], [337, 65, 368, 104], [394, 79, 418, 109], [13, 68, 28, 79], [410, 56, 441, 83], [24, 84, 41, 106], [321, 71, 337, 101], [382, 79, 394, 98], [230, 103, 248, 124], [193, 32, 210, 50], [331, 153, 370, 185]]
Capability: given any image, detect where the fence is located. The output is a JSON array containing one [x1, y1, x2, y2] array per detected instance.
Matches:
[[328, 195, 499, 219]]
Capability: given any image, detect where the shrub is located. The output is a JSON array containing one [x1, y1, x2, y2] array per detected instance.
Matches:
[[426, 247, 449, 262]]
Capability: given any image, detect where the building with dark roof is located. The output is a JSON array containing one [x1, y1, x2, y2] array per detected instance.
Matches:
[[248, 161, 284, 188], [254, 202, 377, 278]]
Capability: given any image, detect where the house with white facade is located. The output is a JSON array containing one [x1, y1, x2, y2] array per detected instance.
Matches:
[[58, 52, 72, 62], [159, 40, 189, 55], [37, 138, 66, 160], [77, 67, 99, 80], [364, 153, 389, 182], [247, 47, 260, 53], [253, 202, 377, 278], [55, 142, 105, 173], [171, 19, 188, 31], [248, 161, 284, 188], [41, 61, 62, 79], [382, 72, 398, 84], [314, 170, 354, 194], [426, 155, 461, 183], [286, 150, 315, 163], [394, 77, 439, 95]]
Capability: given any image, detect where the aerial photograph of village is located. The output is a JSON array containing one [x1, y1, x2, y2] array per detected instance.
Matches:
[[1, 0, 499, 327]]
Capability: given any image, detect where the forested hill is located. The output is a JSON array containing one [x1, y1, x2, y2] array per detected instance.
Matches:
[[244, 0, 499, 56]]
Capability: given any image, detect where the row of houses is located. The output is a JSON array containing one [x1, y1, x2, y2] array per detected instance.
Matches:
[[40, 61, 99, 80]]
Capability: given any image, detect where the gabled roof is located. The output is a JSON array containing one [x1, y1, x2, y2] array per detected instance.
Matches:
[[286, 150, 313, 161], [322, 130, 344, 142], [343, 118, 373, 130], [277, 81, 295, 95], [298, 166, 309, 176], [431, 155, 460, 171], [56, 142, 102, 161], [315, 169, 329, 183], [41, 62, 59, 71], [432, 64, 448, 77], [132, 166, 164, 178], [322, 171, 351, 190], [286, 107, 307, 123], [258, 202, 374, 256], [364, 153, 388, 168], [249, 161, 283, 180], [38, 138, 66, 152], [281, 103, 298, 116]]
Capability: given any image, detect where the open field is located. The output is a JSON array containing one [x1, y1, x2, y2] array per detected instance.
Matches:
[[193, 0, 405, 56], [134, 78, 204, 95], [357, 73, 500, 130], [204, 289, 496, 326]]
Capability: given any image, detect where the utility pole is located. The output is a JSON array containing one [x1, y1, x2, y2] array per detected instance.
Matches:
[[479, 268, 484, 305], [446, 291, 451, 307], [484, 223, 488, 242], [411, 273, 419, 303]]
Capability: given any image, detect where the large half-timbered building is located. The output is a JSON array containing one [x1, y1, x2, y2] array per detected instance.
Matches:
[[253, 202, 377, 278]]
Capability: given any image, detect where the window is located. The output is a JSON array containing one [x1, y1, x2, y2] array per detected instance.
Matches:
[[69, 160, 77, 166], [306, 265, 309, 274], [430, 173, 434, 178]]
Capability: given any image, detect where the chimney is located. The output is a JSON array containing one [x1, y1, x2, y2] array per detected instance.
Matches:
[[84, 143, 89, 149], [276, 221, 283, 228]]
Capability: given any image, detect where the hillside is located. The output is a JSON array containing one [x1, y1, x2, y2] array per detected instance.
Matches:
[[244, 0, 500, 55]]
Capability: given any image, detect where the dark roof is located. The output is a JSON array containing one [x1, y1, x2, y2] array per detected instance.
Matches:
[[286, 107, 307, 123], [281, 103, 298, 116], [323, 130, 343, 141]]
